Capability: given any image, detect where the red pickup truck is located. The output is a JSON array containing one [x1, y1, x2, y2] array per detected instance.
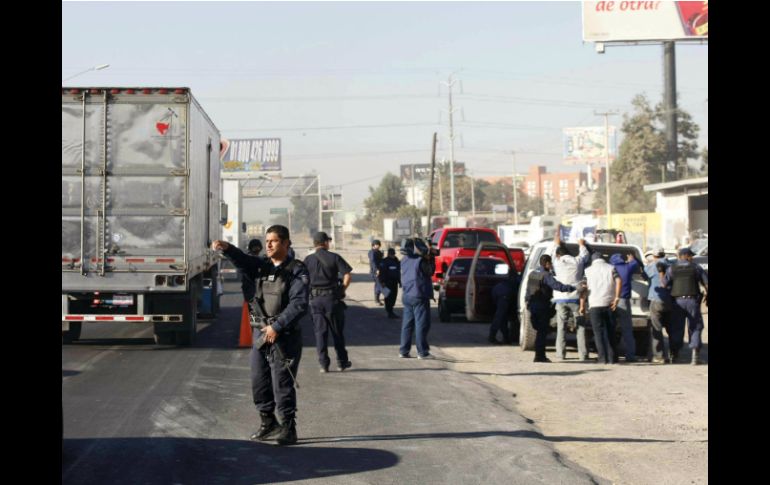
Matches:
[[428, 227, 525, 288]]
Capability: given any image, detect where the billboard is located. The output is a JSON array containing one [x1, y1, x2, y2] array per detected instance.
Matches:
[[563, 127, 617, 165], [582, 1, 708, 42], [400, 162, 465, 182], [220, 138, 281, 172]]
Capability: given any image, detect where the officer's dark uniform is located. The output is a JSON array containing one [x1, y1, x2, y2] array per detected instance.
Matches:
[[222, 243, 308, 444], [490, 271, 521, 344], [368, 241, 384, 304], [378, 248, 401, 318], [664, 249, 708, 364], [525, 266, 575, 362], [304, 235, 353, 372]]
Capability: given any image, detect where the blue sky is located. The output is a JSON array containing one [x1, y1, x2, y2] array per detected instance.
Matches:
[[62, 1, 708, 218]]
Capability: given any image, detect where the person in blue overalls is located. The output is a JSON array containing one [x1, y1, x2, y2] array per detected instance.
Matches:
[[398, 238, 435, 359], [368, 239, 384, 305], [662, 247, 709, 365], [378, 247, 401, 319], [525, 254, 576, 362], [304, 232, 353, 373]]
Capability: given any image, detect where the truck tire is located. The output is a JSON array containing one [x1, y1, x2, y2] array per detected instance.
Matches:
[[153, 331, 175, 345], [519, 308, 536, 351], [176, 279, 200, 346], [438, 298, 451, 322], [62, 322, 82, 344]]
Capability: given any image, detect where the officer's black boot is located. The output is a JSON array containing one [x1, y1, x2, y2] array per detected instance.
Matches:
[[691, 348, 701, 365], [276, 417, 298, 446], [250, 412, 281, 441]]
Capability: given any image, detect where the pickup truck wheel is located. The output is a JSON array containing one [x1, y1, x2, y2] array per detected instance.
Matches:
[[519, 308, 536, 351], [62, 322, 82, 344], [438, 298, 451, 322]]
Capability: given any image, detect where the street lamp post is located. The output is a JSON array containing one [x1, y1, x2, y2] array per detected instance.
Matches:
[[62, 64, 110, 83]]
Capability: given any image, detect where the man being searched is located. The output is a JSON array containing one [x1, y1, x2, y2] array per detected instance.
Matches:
[[241, 239, 263, 304], [546, 231, 590, 360], [378, 247, 401, 319], [304, 232, 353, 373], [609, 252, 644, 363], [525, 254, 576, 363], [368, 239, 385, 305], [212, 225, 309, 446], [644, 248, 673, 364], [580, 253, 622, 364], [662, 247, 708, 365]]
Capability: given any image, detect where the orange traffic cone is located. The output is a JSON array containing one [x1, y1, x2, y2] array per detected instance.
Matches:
[[238, 301, 253, 348]]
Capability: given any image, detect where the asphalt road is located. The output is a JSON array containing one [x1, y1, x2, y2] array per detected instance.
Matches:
[[62, 273, 605, 485]]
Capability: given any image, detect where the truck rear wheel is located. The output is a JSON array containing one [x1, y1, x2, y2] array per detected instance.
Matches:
[[62, 322, 82, 344], [153, 332, 176, 345], [176, 279, 200, 346], [519, 309, 536, 351]]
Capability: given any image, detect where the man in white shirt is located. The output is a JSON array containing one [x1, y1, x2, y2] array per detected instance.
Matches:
[[579, 253, 622, 364]]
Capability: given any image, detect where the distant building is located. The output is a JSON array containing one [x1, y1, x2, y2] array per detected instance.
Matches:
[[644, 177, 708, 249]]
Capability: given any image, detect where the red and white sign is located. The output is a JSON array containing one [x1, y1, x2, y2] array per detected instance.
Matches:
[[582, 1, 708, 42]]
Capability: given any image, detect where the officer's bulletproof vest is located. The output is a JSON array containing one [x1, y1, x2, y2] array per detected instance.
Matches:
[[526, 270, 549, 304], [670, 264, 698, 297], [254, 259, 300, 317]]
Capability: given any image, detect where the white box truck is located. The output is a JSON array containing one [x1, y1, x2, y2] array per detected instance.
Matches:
[[62, 87, 225, 345]]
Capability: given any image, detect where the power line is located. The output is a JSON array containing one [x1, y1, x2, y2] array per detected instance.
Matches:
[[222, 122, 439, 132]]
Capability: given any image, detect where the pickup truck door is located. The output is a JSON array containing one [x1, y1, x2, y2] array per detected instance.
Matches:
[[465, 241, 516, 322]]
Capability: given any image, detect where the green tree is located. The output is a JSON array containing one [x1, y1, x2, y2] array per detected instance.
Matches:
[[701, 146, 708, 175], [594, 94, 699, 213], [290, 195, 319, 233], [363, 173, 408, 216]]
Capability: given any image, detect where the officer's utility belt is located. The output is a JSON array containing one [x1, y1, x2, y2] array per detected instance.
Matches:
[[250, 315, 272, 328], [310, 286, 336, 297]]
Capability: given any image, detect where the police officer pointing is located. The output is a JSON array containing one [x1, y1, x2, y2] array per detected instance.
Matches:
[[212, 225, 309, 446], [304, 232, 353, 373], [525, 254, 576, 362]]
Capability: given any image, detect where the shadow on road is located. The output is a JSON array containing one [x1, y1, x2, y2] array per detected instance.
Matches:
[[62, 437, 399, 485], [298, 430, 697, 446]]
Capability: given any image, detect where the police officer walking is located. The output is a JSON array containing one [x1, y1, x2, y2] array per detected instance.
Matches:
[[304, 232, 353, 373], [525, 254, 576, 362], [662, 247, 708, 365], [378, 247, 401, 319], [241, 238, 263, 304], [212, 225, 309, 446], [368, 239, 384, 305], [398, 239, 436, 359]]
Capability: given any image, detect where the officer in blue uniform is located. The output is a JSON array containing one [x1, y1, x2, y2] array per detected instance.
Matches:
[[368, 239, 384, 305], [212, 225, 309, 446], [490, 266, 521, 345], [525, 254, 576, 362], [399, 238, 435, 359], [378, 248, 401, 319], [304, 232, 353, 373], [662, 247, 709, 365]]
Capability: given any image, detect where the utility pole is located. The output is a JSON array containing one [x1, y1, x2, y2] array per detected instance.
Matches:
[[440, 74, 461, 212], [438, 158, 445, 213], [470, 172, 475, 216], [594, 110, 618, 223], [427, 132, 437, 233], [663, 41, 678, 182], [511, 151, 519, 225]]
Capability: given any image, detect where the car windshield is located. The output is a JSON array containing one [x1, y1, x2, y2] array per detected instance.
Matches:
[[449, 258, 503, 276], [442, 231, 498, 249]]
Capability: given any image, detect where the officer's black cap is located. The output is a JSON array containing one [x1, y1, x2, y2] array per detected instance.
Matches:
[[678, 247, 694, 256], [313, 231, 332, 245], [387, 247, 395, 255], [247, 239, 262, 251]]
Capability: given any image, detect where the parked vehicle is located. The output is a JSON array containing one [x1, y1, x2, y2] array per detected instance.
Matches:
[[62, 87, 225, 345], [437, 256, 508, 323]]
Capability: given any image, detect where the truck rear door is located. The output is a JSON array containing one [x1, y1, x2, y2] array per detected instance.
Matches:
[[62, 90, 188, 279]]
